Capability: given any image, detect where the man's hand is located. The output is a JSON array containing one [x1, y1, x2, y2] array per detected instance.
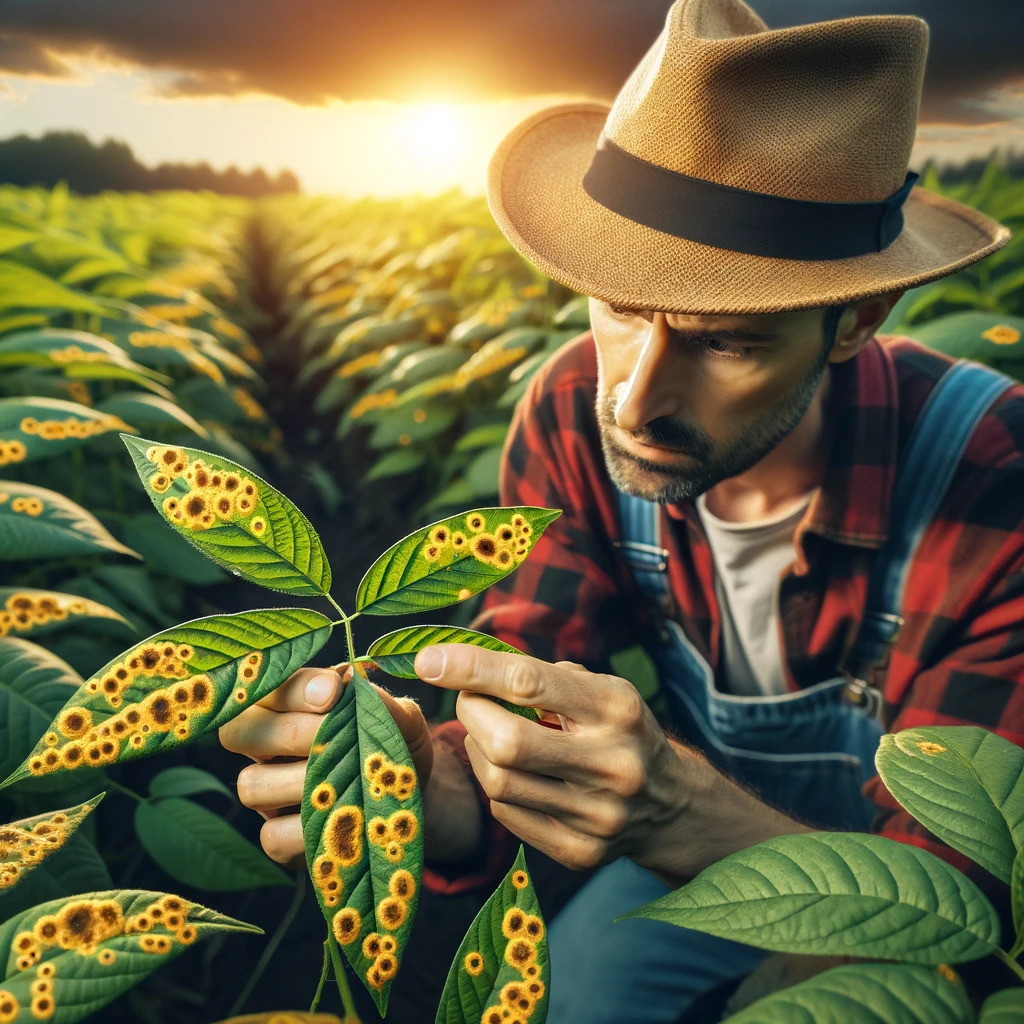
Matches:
[[219, 665, 433, 869], [413, 644, 812, 884]]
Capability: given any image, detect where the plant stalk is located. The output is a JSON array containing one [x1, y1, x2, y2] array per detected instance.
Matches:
[[327, 932, 361, 1021], [995, 947, 1024, 985], [309, 939, 330, 1012], [105, 777, 145, 803]]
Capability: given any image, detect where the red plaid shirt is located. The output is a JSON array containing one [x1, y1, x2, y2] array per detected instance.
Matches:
[[425, 331, 1024, 898]]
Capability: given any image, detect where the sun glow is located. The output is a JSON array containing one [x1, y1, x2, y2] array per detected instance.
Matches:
[[401, 103, 467, 167]]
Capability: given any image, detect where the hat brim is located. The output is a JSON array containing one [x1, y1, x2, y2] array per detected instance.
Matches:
[[487, 103, 1011, 315]]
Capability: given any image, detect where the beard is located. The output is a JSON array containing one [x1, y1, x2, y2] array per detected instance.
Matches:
[[597, 348, 831, 505]]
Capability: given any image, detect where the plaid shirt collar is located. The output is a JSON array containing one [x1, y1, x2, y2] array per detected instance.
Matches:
[[663, 337, 900, 567]]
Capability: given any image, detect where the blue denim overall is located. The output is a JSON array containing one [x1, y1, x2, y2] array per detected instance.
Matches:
[[548, 361, 1012, 1022]]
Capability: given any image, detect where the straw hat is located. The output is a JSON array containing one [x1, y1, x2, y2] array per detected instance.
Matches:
[[487, 0, 1010, 314]]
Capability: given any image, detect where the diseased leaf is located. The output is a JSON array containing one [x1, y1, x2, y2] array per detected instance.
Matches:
[[978, 988, 1024, 1023], [435, 845, 549, 1024], [0, 588, 132, 642], [209, 1015, 342, 1024], [364, 626, 540, 722], [620, 832, 1000, 965], [0, 397, 139, 465], [0, 888, 261, 1023], [1, 608, 333, 788], [0, 794, 103, 892], [0, 639, 84, 792], [723, 963, 974, 1024], [121, 434, 332, 596], [134, 797, 292, 891], [302, 674, 424, 1016], [356, 506, 560, 615], [875, 726, 1024, 884], [0, 833, 112, 920], [0, 481, 141, 562]]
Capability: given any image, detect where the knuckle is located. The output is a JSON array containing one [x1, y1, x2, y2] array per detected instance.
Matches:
[[613, 752, 646, 798], [508, 661, 543, 704], [280, 715, 308, 754], [482, 765, 513, 802], [560, 838, 606, 872], [555, 660, 585, 672], [606, 681, 646, 729], [592, 803, 628, 839], [488, 722, 523, 767]]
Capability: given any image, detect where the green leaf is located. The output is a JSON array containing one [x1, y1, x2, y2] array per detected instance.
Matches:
[[362, 448, 426, 484], [0, 888, 261, 1023], [302, 673, 424, 1016], [356, 506, 561, 615], [120, 434, 333, 597], [95, 392, 210, 437], [435, 845, 549, 1024], [620, 832, 1000, 965], [364, 625, 540, 722], [1011, 848, 1024, 956], [0, 259, 106, 315], [0, 481, 141, 561], [134, 797, 292, 890], [978, 988, 1024, 1023], [0, 588, 132, 641], [147, 766, 232, 801], [453, 422, 510, 453], [875, 726, 1024, 884], [118, 515, 226, 585], [722, 963, 974, 1024], [0, 832, 112, 920], [0, 793, 103, 892], [0, 638, 84, 791], [1, 607, 333, 788]]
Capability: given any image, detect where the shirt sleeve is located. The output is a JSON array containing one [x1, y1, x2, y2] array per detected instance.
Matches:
[[423, 341, 642, 894]]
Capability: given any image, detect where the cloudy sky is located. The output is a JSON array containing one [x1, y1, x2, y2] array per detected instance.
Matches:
[[0, 0, 1021, 195]]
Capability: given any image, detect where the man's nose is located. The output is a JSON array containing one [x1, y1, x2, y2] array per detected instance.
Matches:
[[614, 314, 680, 432]]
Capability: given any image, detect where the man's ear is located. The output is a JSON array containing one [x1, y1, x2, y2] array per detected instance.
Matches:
[[829, 289, 906, 364]]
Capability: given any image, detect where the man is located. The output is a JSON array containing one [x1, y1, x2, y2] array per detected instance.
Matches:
[[221, 0, 1020, 1018]]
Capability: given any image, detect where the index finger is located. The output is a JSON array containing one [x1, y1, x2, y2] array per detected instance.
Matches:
[[413, 644, 607, 725]]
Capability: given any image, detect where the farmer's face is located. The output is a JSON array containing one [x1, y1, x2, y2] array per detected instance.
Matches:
[[590, 299, 837, 504]]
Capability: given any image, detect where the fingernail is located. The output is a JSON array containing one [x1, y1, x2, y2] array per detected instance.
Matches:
[[305, 673, 336, 707], [416, 647, 445, 680]]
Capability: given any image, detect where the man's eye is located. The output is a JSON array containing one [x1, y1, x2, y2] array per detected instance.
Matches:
[[699, 336, 753, 360]]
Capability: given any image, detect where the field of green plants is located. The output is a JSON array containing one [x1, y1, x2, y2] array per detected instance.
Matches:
[[0, 157, 1022, 1023]]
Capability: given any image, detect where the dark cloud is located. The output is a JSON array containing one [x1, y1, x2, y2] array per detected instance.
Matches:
[[0, 0, 1020, 124], [0, 35, 70, 76]]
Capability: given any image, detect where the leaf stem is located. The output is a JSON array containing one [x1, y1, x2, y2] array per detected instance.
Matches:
[[105, 777, 146, 803], [995, 947, 1024, 984], [326, 593, 348, 619], [309, 938, 330, 1012], [228, 871, 307, 1016], [327, 932, 361, 1021]]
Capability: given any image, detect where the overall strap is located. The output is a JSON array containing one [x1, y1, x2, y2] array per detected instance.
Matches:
[[843, 359, 1014, 713], [612, 491, 670, 604]]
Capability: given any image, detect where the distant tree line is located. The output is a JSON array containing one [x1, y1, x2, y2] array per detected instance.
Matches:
[[0, 130, 301, 195]]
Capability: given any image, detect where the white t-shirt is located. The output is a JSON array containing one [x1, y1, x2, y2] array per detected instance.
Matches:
[[695, 490, 816, 696]]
